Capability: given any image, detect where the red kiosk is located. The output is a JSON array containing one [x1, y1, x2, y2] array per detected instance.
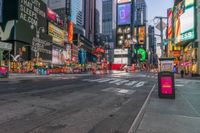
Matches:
[[158, 58, 175, 99]]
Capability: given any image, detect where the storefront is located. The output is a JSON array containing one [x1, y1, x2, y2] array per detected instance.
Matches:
[[180, 43, 198, 75]]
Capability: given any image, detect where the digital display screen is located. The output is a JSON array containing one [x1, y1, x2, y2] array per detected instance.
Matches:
[[118, 3, 131, 25], [161, 76, 173, 95], [174, 0, 195, 44]]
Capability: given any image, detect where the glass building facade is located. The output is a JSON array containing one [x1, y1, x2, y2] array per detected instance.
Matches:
[[71, 0, 83, 27], [102, 0, 113, 39]]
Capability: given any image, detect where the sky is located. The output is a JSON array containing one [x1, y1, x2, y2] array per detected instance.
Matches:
[[147, 0, 174, 23]]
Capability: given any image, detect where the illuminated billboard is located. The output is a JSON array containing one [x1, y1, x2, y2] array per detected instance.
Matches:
[[48, 23, 65, 46], [174, 0, 195, 44], [117, 3, 131, 25], [117, 0, 131, 4], [68, 21, 74, 43], [138, 26, 146, 45]]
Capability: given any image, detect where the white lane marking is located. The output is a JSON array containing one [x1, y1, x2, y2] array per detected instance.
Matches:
[[125, 81, 138, 86], [115, 80, 130, 86], [102, 87, 136, 95], [128, 84, 156, 133], [83, 78, 147, 88], [118, 89, 136, 95], [109, 79, 123, 84], [133, 81, 146, 88]]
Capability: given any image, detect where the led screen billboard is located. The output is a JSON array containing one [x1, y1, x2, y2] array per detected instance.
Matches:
[[117, 0, 131, 4], [138, 26, 146, 45], [118, 3, 131, 25], [174, 0, 195, 44], [48, 23, 65, 46]]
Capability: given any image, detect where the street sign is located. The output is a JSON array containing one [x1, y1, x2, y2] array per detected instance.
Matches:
[[0, 42, 12, 51], [155, 21, 167, 31]]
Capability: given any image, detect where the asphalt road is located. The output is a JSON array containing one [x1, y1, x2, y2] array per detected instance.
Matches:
[[0, 72, 157, 133]]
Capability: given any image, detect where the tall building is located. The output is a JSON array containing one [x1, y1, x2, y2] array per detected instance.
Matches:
[[83, 0, 96, 43], [148, 26, 155, 53], [95, 0, 102, 34], [95, 9, 100, 34], [134, 0, 147, 25], [148, 25, 156, 64], [71, 0, 83, 27], [102, 0, 116, 42]]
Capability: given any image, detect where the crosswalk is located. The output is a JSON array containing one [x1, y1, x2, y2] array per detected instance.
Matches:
[[109, 73, 158, 79], [83, 78, 147, 88]]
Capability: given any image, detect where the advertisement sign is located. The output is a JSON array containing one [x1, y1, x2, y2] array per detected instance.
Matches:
[[48, 23, 65, 46], [68, 21, 73, 43], [52, 46, 66, 65], [174, 0, 195, 44], [118, 3, 131, 25], [138, 26, 146, 45], [117, 0, 131, 4], [167, 8, 173, 51], [114, 57, 128, 64], [47, 8, 64, 27], [161, 76, 173, 94], [48, 0, 66, 10], [0, 0, 3, 23], [17, 0, 47, 44], [114, 49, 128, 55], [133, 48, 146, 61]]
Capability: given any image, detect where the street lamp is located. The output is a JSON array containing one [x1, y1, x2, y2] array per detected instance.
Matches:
[[154, 16, 167, 57], [30, 25, 45, 64]]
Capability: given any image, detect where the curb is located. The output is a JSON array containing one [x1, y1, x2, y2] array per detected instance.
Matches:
[[128, 84, 156, 133]]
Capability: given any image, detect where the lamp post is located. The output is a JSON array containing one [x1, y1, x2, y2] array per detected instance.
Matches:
[[154, 16, 167, 57], [30, 25, 45, 64]]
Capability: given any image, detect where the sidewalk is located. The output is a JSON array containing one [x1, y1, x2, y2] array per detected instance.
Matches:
[[136, 79, 200, 133]]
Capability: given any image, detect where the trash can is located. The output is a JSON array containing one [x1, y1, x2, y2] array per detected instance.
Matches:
[[158, 71, 175, 99]]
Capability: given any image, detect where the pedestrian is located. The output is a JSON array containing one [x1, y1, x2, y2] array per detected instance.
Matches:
[[181, 69, 184, 78]]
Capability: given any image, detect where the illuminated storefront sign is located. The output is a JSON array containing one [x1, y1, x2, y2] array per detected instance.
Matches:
[[118, 3, 131, 25], [174, 0, 195, 44], [48, 22, 65, 46]]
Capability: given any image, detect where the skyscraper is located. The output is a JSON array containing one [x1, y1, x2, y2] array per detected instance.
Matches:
[[71, 0, 83, 27], [102, 0, 116, 42], [83, 0, 96, 43], [135, 0, 147, 25]]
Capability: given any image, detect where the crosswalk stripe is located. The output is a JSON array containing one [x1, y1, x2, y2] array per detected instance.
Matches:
[[115, 80, 130, 86], [109, 79, 123, 84], [133, 81, 146, 88], [98, 78, 113, 83], [125, 81, 138, 86]]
